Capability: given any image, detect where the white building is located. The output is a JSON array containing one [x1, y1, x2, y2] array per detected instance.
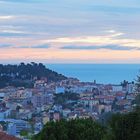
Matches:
[[0, 93, 5, 101], [55, 87, 65, 94], [112, 85, 123, 92], [126, 83, 135, 94]]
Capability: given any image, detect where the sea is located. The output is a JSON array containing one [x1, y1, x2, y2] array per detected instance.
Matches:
[[46, 64, 140, 84]]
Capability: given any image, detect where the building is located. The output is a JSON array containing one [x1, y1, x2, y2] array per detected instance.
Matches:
[[32, 93, 48, 107], [0, 93, 5, 101], [63, 109, 71, 117], [55, 87, 65, 94], [112, 85, 123, 92], [0, 109, 11, 119], [126, 83, 135, 94], [53, 112, 60, 121], [7, 119, 30, 136]]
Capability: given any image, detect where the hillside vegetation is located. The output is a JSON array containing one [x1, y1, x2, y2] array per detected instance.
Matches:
[[0, 62, 67, 88]]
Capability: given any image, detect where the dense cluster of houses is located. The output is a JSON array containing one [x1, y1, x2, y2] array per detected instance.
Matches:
[[0, 77, 137, 139]]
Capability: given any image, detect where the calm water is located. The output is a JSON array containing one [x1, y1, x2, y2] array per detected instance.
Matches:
[[46, 64, 140, 84]]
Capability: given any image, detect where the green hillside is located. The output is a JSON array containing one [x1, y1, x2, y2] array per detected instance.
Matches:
[[0, 62, 67, 88]]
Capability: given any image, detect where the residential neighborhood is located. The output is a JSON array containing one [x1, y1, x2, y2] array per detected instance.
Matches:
[[0, 77, 137, 139]]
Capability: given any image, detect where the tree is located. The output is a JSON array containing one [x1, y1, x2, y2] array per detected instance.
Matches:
[[48, 134, 56, 140], [133, 73, 140, 106], [135, 75, 140, 93], [0, 62, 67, 88], [107, 108, 140, 140], [132, 94, 140, 106], [20, 130, 28, 137], [34, 119, 105, 140]]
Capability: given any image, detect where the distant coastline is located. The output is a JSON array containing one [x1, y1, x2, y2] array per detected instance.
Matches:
[[46, 64, 140, 84], [0, 63, 139, 85]]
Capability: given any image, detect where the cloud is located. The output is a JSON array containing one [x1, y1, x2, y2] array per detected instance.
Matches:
[[41, 32, 140, 49], [20, 44, 50, 49], [0, 26, 33, 37], [1, 48, 140, 64], [0, 30, 139, 51], [0, 44, 12, 48], [0, 15, 15, 20], [0, 32, 31, 37], [61, 45, 140, 51], [0, 0, 140, 63], [0, 0, 47, 3], [86, 5, 140, 14], [2, 29, 27, 34]]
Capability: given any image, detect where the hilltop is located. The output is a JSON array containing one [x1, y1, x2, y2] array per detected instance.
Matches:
[[0, 62, 67, 88]]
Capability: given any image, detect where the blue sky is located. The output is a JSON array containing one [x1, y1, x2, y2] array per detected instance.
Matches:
[[0, 0, 140, 63]]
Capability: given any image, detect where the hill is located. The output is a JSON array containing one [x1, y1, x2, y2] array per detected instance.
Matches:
[[0, 62, 67, 88]]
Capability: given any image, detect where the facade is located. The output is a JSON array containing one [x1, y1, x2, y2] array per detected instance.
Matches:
[[0, 109, 10, 119], [112, 85, 123, 92], [7, 119, 30, 135], [55, 87, 65, 94]]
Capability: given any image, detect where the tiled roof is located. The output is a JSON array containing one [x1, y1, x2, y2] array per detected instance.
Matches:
[[0, 132, 21, 140]]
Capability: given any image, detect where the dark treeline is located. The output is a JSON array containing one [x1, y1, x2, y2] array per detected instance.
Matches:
[[34, 107, 140, 140], [0, 62, 67, 88]]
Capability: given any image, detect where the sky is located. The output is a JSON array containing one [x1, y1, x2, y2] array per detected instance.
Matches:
[[0, 0, 140, 63]]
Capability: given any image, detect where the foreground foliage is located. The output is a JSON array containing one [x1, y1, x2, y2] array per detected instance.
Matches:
[[107, 108, 140, 140], [34, 119, 105, 140], [34, 108, 140, 140]]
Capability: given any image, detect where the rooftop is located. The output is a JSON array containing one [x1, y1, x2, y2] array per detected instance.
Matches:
[[0, 132, 20, 140]]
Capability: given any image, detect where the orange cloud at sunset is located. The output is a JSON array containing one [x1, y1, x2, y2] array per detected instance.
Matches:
[[1, 48, 140, 63]]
